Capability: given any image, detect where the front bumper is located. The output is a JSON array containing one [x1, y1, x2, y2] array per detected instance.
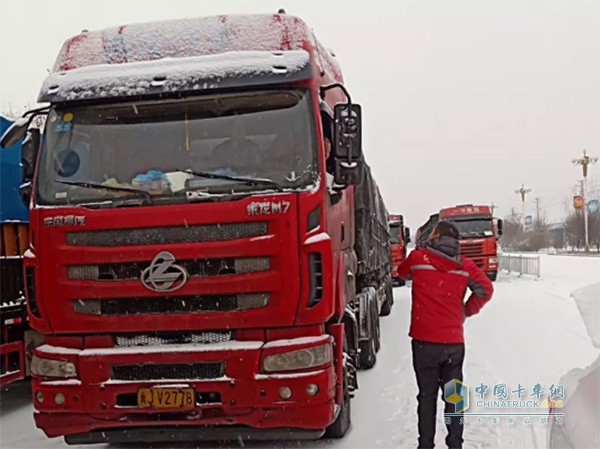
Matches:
[[32, 339, 337, 440], [64, 425, 325, 444]]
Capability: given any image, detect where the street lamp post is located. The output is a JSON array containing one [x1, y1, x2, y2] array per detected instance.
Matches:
[[515, 184, 531, 229], [572, 150, 598, 252]]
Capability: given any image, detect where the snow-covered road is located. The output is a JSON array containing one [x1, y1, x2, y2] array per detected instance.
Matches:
[[1, 254, 598, 449]]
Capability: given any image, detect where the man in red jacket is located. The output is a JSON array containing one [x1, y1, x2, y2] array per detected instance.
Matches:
[[398, 220, 493, 449]]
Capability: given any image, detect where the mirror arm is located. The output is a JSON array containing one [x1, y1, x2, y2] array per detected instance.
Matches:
[[1, 106, 50, 149], [323, 84, 362, 178], [21, 105, 51, 119], [320, 83, 352, 104], [16, 105, 51, 130], [322, 85, 357, 165]]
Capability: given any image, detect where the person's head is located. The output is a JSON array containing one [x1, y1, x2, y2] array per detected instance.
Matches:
[[324, 137, 331, 159], [429, 220, 459, 241], [321, 114, 333, 157]]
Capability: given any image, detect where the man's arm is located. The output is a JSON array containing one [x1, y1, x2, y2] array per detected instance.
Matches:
[[463, 258, 494, 317], [397, 250, 417, 280]]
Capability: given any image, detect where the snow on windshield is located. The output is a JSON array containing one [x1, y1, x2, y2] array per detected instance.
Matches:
[[37, 90, 317, 205]]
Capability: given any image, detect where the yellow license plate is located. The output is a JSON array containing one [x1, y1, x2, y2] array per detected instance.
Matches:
[[137, 387, 195, 410]]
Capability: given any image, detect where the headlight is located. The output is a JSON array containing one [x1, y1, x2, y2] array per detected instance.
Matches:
[[31, 355, 77, 378], [263, 344, 331, 373], [489, 257, 499, 264]]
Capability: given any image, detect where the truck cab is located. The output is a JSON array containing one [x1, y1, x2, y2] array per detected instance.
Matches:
[[388, 214, 410, 286], [0, 115, 31, 387], [1, 13, 392, 445], [416, 206, 502, 281]]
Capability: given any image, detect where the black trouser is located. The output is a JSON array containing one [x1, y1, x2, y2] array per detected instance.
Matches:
[[411, 339, 465, 449]]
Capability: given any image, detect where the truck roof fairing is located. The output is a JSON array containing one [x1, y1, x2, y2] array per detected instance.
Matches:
[[39, 50, 313, 103]]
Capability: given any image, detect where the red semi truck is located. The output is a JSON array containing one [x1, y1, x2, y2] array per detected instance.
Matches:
[[0, 115, 43, 387], [1, 13, 394, 444], [415, 205, 502, 281], [388, 214, 410, 286]]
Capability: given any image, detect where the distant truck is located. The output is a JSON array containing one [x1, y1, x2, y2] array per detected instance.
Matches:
[[388, 214, 410, 286], [415, 205, 502, 281], [0, 116, 32, 387], [1, 12, 393, 445]]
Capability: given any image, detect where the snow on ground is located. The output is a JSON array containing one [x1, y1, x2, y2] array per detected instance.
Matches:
[[1, 254, 598, 449]]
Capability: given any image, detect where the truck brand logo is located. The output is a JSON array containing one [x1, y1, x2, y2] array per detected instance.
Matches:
[[44, 215, 86, 228], [141, 251, 188, 293], [247, 201, 291, 216], [456, 207, 480, 214]]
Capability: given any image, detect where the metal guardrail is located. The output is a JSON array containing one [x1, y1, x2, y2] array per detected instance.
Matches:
[[499, 254, 541, 278]]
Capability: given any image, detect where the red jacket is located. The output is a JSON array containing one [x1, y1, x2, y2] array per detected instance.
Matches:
[[398, 246, 493, 344]]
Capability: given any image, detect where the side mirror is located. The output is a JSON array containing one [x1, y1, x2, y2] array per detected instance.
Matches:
[[21, 129, 40, 180], [334, 159, 363, 186], [20, 181, 32, 206], [497, 219, 503, 237], [333, 103, 362, 159], [0, 117, 30, 149], [404, 227, 411, 243]]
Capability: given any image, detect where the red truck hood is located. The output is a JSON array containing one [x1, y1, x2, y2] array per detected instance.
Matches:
[[31, 193, 305, 334]]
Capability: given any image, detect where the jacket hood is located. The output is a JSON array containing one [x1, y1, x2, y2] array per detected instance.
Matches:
[[425, 236, 462, 271]]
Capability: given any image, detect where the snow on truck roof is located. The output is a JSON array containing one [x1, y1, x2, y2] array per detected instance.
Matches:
[[40, 13, 341, 103], [39, 51, 312, 103], [52, 14, 310, 72]]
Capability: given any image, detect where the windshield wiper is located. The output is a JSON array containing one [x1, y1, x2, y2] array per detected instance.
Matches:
[[54, 179, 153, 204], [174, 169, 284, 192]]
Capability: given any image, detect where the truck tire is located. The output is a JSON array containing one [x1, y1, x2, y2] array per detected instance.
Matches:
[[487, 272, 498, 282], [380, 298, 392, 316], [325, 364, 351, 438], [374, 306, 381, 353], [359, 305, 378, 369], [359, 335, 377, 369], [380, 278, 394, 317]]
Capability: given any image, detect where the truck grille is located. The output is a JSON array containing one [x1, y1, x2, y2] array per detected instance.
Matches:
[[460, 243, 484, 258], [471, 258, 485, 268], [73, 293, 270, 315], [66, 222, 267, 247], [115, 332, 232, 347], [68, 257, 270, 281], [111, 362, 225, 381]]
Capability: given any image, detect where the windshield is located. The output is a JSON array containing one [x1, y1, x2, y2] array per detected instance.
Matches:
[[37, 90, 316, 205], [389, 224, 400, 244], [452, 219, 494, 238]]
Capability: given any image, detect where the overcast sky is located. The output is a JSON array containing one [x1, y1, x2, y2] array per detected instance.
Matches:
[[1, 0, 598, 230]]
